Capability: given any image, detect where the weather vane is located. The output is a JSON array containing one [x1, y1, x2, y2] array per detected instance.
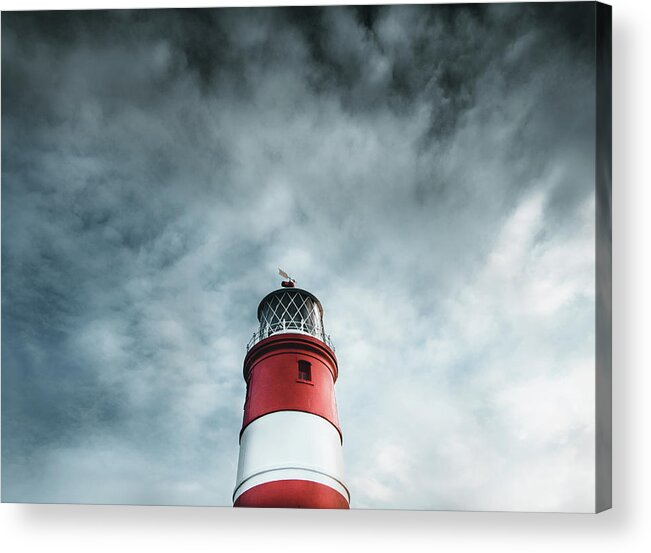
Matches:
[[278, 268, 296, 288]]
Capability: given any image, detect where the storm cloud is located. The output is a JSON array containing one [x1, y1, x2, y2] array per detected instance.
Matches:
[[2, 3, 597, 511]]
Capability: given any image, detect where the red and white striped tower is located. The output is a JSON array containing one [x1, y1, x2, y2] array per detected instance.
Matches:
[[233, 275, 349, 509]]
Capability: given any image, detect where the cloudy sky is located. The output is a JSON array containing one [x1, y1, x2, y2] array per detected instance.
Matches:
[[2, 3, 597, 511]]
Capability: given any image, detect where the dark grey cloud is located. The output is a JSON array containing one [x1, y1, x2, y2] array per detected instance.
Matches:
[[3, 3, 597, 510]]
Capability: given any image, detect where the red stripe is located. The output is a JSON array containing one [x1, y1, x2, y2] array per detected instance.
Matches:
[[243, 352, 340, 433], [242, 334, 341, 434], [234, 480, 349, 509]]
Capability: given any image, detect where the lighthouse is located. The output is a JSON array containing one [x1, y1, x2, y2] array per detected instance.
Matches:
[[233, 273, 349, 509]]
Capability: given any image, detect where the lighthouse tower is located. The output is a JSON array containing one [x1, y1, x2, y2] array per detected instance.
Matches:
[[233, 276, 349, 509]]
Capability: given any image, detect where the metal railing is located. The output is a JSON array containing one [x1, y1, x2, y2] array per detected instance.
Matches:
[[246, 320, 335, 352]]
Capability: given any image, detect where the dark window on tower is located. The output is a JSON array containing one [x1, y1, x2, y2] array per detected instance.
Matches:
[[298, 360, 312, 382]]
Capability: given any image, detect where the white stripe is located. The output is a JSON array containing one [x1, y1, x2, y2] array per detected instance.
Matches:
[[234, 411, 347, 502]]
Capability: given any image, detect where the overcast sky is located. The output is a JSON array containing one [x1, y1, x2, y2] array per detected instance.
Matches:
[[2, 3, 597, 511]]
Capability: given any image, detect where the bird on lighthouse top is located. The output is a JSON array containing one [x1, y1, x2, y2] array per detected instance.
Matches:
[[278, 267, 296, 288]]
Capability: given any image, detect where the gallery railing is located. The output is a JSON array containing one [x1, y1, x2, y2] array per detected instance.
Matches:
[[246, 320, 335, 352]]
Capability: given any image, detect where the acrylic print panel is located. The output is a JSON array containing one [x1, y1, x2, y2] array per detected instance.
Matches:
[[1, 2, 611, 512]]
